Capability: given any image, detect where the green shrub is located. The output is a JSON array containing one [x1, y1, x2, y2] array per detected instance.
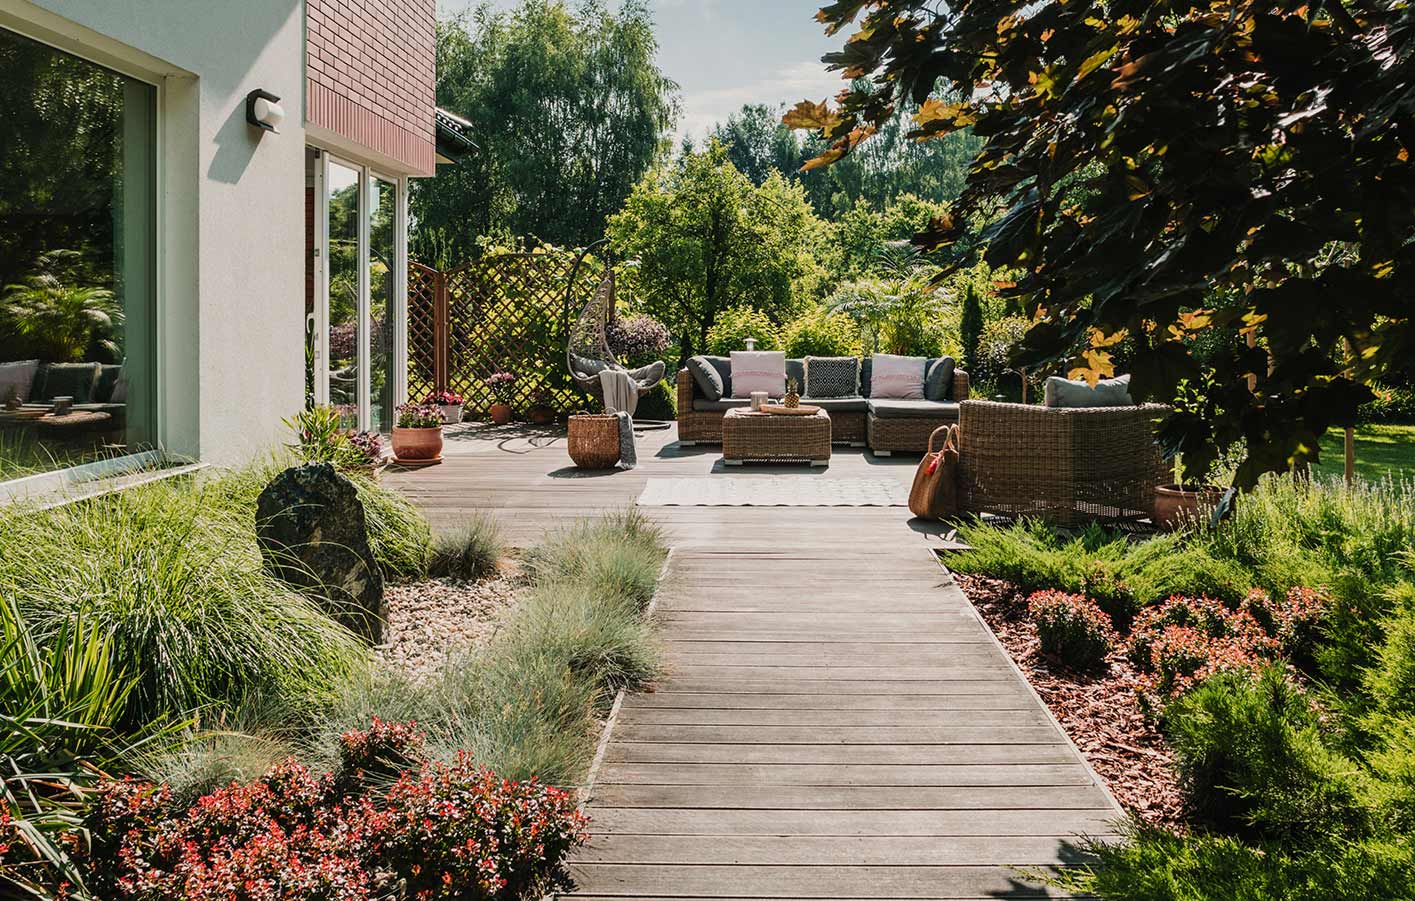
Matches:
[[1059, 826, 1415, 901], [1165, 667, 1370, 843], [782, 308, 863, 358], [524, 508, 667, 610], [634, 377, 677, 420], [1366, 714, 1415, 833], [1364, 582, 1415, 718], [705, 306, 781, 355], [1027, 590, 1114, 671], [0, 474, 368, 727], [427, 514, 504, 581], [1359, 383, 1415, 424]]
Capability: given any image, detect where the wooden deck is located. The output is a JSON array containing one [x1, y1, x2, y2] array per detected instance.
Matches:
[[384, 423, 1122, 899]]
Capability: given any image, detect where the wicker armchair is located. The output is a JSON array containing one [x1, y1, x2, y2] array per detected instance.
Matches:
[[957, 400, 1169, 527]]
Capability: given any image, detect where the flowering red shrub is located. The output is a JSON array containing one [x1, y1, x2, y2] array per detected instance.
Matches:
[[1127, 594, 1299, 707], [1241, 586, 1332, 658], [1027, 590, 1116, 671], [85, 721, 588, 901]]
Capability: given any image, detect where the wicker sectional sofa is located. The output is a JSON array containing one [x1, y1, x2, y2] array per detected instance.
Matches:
[[676, 357, 970, 454]]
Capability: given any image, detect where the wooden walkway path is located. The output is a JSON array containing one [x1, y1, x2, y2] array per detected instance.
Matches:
[[386, 425, 1121, 898]]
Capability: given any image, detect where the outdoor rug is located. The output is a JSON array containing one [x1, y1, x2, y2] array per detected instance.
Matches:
[[637, 476, 908, 507]]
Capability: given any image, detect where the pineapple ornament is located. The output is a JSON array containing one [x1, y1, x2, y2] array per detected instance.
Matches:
[[783, 376, 801, 409]]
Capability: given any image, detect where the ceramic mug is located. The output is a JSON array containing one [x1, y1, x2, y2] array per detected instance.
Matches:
[[52, 396, 73, 416], [750, 391, 768, 411]]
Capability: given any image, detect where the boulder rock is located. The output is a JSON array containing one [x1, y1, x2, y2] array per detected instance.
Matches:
[[255, 463, 386, 643]]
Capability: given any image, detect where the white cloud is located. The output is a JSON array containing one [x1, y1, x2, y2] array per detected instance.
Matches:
[[676, 59, 847, 144]]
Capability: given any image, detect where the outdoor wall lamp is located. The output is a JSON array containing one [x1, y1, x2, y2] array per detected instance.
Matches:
[[245, 89, 284, 133]]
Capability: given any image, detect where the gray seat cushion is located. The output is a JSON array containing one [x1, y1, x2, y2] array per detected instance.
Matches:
[[860, 357, 872, 397], [802, 396, 867, 413], [1044, 373, 1133, 408], [868, 399, 961, 420], [692, 396, 752, 412]]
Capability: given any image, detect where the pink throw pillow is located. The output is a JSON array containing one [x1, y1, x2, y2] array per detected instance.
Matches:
[[869, 353, 926, 399], [730, 351, 786, 397]]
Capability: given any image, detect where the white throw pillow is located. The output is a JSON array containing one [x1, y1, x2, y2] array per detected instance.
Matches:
[[729, 350, 786, 397], [869, 353, 927, 399]]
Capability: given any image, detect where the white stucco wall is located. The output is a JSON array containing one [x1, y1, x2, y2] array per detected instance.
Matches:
[[0, 0, 307, 464]]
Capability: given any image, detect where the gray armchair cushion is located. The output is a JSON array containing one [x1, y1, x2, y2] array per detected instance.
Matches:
[[925, 356, 956, 401], [805, 356, 860, 398], [37, 362, 100, 404], [628, 360, 666, 387], [94, 364, 123, 403], [688, 355, 730, 400], [1043, 374, 1133, 408], [570, 352, 611, 378], [859, 357, 872, 397], [868, 399, 961, 420]]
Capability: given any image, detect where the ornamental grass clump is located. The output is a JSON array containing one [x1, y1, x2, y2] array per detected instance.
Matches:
[[427, 513, 504, 581], [1027, 590, 1115, 672], [85, 719, 588, 901]]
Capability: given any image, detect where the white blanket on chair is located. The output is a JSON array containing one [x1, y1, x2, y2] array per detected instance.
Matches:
[[599, 368, 638, 416]]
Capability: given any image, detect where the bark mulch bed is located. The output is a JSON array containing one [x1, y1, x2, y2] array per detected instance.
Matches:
[[953, 571, 1187, 828], [378, 561, 524, 680]]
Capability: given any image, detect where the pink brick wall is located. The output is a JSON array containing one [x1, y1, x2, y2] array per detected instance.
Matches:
[[306, 0, 436, 176]]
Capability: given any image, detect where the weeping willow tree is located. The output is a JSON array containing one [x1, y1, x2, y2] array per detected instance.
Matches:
[[412, 0, 680, 262]]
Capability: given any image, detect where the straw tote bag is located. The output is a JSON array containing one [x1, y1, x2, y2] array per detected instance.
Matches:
[[908, 424, 960, 519]]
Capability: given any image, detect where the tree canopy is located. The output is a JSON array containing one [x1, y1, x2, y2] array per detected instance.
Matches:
[[608, 143, 827, 363], [413, 0, 678, 259], [793, 0, 1415, 485]]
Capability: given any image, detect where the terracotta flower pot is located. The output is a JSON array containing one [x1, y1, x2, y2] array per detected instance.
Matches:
[[1153, 483, 1224, 531], [489, 403, 513, 425], [391, 426, 443, 461], [439, 403, 463, 424]]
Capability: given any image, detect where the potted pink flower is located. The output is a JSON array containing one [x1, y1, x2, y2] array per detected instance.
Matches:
[[391, 401, 444, 463], [426, 389, 464, 425], [486, 372, 516, 425]]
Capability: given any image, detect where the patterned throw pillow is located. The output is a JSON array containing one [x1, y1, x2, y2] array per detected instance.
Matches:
[[805, 356, 859, 398], [729, 350, 786, 397], [868, 353, 926, 399]]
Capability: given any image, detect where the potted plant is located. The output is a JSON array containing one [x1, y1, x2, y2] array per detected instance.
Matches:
[[343, 430, 385, 478], [527, 388, 556, 425], [391, 401, 444, 462], [486, 372, 515, 425], [426, 389, 464, 425], [1154, 454, 1224, 530]]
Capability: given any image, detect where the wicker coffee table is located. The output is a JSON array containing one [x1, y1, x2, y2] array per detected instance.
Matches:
[[721, 407, 831, 466]]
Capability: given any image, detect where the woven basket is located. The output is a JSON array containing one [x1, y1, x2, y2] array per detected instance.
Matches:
[[568, 414, 621, 469]]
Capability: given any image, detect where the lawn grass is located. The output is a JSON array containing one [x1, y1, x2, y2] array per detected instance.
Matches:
[[1314, 423, 1415, 482]]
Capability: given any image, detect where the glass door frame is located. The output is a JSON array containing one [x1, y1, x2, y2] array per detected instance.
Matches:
[[311, 148, 408, 432]]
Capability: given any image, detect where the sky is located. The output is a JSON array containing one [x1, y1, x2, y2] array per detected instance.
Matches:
[[435, 1, 849, 144]]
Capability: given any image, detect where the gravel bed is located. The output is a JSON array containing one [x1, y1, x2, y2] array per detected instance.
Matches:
[[378, 564, 523, 680], [953, 571, 1187, 828]]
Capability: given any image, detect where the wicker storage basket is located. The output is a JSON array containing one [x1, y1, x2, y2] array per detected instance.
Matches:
[[568, 414, 622, 469]]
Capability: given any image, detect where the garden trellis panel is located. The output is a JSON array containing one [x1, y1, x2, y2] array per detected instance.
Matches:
[[407, 250, 603, 412]]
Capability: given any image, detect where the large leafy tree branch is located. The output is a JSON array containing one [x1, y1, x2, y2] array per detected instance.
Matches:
[[789, 0, 1415, 485]]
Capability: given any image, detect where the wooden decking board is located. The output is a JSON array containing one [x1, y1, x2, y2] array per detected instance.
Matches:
[[384, 426, 1119, 899], [592, 763, 1103, 788], [565, 863, 1081, 898], [616, 708, 1050, 727], [574, 834, 1111, 866], [591, 783, 1114, 810]]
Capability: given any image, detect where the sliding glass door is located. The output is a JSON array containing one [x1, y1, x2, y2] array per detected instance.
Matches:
[[312, 151, 405, 433]]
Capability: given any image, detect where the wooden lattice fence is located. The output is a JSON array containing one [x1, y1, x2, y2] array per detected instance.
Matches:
[[408, 250, 603, 413]]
